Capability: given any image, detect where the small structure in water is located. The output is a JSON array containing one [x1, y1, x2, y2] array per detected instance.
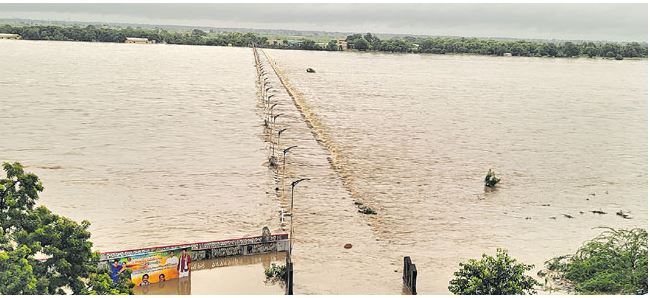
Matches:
[[306, 68, 316, 73], [484, 169, 501, 188]]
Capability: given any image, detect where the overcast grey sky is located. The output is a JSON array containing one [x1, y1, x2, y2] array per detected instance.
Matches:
[[0, 3, 647, 41]]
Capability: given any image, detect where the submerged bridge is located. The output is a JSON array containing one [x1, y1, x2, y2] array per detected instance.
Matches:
[[99, 227, 289, 263]]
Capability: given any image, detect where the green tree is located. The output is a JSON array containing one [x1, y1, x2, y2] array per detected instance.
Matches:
[[449, 248, 540, 295], [0, 162, 133, 295], [562, 42, 580, 57], [584, 46, 598, 58], [326, 40, 339, 51], [353, 37, 370, 51]]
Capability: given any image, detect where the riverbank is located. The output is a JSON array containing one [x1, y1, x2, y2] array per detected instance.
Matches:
[[1, 23, 646, 59]]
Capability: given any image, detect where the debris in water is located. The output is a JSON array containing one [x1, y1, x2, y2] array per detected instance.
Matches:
[[541, 204, 551, 207], [589, 193, 596, 196], [268, 156, 278, 168], [562, 214, 574, 219], [550, 216, 557, 220], [344, 243, 352, 249], [306, 68, 316, 73], [358, 205, 377, 215], [591, 210, 607, 215], [525, 217, 532, 220], [616, 210, 631, 219], [579, 211, 584, 214]]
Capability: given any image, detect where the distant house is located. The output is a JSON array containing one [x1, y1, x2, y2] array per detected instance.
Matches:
[[125, 37, 153, 44], [0, 33, 21, 40], [267, 39, 281, 46], [287, 40, 303, 47], [503, 52, 513, 57], [336, 39, 348, 51]]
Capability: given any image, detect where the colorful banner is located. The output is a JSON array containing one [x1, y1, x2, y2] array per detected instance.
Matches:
[[108, 246, 191, 287]]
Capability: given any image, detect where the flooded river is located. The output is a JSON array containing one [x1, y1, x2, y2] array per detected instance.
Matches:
[[0, 40, 646, 294]]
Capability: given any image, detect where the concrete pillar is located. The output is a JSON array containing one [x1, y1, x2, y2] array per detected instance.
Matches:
[[403, 256, 417, 295]]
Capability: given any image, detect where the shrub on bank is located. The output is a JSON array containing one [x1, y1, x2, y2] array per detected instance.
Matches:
[[543, 228, 648, 294], [448, 248, 539, 295]]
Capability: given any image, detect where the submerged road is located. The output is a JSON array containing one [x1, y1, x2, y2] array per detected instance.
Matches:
[[252, 48, 403, 294]]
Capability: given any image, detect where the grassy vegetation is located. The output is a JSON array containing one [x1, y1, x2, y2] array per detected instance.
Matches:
[[543, 228, 648, 294]]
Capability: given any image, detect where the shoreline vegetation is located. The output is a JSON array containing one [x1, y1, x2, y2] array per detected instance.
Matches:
[[1, 24, 647, 59]]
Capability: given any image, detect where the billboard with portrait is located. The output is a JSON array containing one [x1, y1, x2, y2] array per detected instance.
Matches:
[[108, 246, 191, 287]]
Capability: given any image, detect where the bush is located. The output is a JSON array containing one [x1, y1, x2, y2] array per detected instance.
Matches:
[[544, 228, 647, 294], [264, 263, 286, 281], [484, 169, 501, 187], [449, 248, 539, 294]]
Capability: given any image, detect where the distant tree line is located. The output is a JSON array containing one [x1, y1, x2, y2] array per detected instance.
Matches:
[[0, 24, 268, 47], [1, 24, 646, 59], [344, 33, 647, 58]]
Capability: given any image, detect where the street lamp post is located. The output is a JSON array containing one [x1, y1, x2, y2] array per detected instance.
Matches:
[[266, 94, 275, 107], [271, 127, 286, 159], [262, 81, 270, 94], [282, 145, 298, 175], [275, 128, 287, 158], [289, 178, 309, 256], [267, 103, 278, 124], [281, 146, 298, 198]]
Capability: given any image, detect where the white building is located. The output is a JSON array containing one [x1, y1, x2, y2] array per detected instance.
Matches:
[[125, 37, 153, 44], [0, 33, 21, 40]]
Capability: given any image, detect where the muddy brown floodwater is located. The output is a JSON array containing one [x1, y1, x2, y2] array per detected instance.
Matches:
[[0, 39, 646, 294]]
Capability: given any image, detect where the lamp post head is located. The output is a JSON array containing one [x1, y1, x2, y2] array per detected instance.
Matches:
[[283, 145, 298, 156], [291, 178, 310, 188]]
